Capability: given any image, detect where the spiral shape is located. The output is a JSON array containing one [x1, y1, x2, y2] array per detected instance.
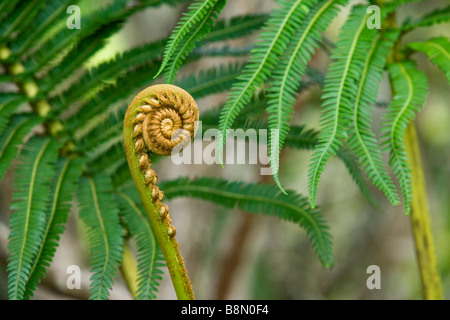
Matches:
[[126, 84, 199, 237]]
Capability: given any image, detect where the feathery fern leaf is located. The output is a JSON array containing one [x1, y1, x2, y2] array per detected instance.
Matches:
[[403, 5, 450, 31], [218, 0, 313, 162], [347, 30, 400, 206], [9, 0, 75, 56], [23, 157, 85, 299], [155, 0, 224, 79], [0, 0, 44, 42], [116, 190, 165, 300], [164, 0, 226, 83], [7, 137, 60, 300], [160, 177, 334, 268], [203, 14, 267, 42], [308, 5, 373, 208], [78, 175, 124, 300], [408, 37, 450, 84], [39, 25, 120, 94], [0, 115, 41, 181], [0, 95, 28, 134], [53, 39, 166, 108], [381, 61, 429, 214], [0, 1, 21, 24], [176, 63, 243, 99], [266, 0, 347, 193]]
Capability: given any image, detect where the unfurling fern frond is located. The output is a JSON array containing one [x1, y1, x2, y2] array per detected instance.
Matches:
[[308, 5, 373, 208], [164, 0, 226, 83], [23, 158, 84, 299], [7, 137, 59, 300], [155, 0, 226, 80], [347, 30, 400, 206], [218, 0, 314, 162], [78, 175, 123, 300], [266, 0, 348, 193], [408, 37, 450, 84], [160, 177, 334, 268], [0, 115, 41, 181], [381, 61, 429, 214], [116, 190, 165, 300]]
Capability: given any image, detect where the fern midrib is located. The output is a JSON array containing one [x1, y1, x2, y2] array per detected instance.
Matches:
[[26, 159, 71, 288], [166, 4, 215, 82], [12, 139, 51, 300], [310, 13, 367, 200], [163, 183, 328, 256], [276, 0, 333, 132], [88, 176, 110, 300], [352, 35, 398, 202], [221, 0, 303, 133], [118, 191, 156, 299]]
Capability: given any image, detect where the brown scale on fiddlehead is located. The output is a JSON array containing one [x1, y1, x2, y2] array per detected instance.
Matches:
[[130, 84, 198, 234], [123, 84, 198, 300]]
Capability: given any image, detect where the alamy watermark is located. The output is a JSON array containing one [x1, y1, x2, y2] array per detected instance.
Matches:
[[169, 121, 279, 176]]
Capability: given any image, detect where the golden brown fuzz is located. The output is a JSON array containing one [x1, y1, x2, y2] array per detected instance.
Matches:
[[129, 84, 199, 236]]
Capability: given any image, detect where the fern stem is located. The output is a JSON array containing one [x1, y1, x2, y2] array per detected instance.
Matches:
[[120, 244, 138, 299], [123, 84, 196, 300], [404, 123, 443, 299]]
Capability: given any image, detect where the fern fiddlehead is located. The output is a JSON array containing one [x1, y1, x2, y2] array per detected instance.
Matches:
[[123, 84, 198, 300]]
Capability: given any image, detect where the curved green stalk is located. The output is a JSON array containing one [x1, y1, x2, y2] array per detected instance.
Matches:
[[123, 85, 195, 300]]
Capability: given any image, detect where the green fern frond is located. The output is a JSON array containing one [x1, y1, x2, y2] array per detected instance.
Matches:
[[68, 65, 159, 139], [218, 0, 313, 162], [78, 175, 124, 300], [203, 14, 267, 42], [267, 0, 347, 193], [381, 61, 428, 214], [308, 5, 373, 208], [403, 5, 450, 30], [0, 0, 44, 43], [0, 115, 41, 181], [116, 190, 164, 300], [408, 37, 450, 84], [164, 0, 226, 83], [7, 137, 59, 300], [9, 0, 75, 56], [23, 157, 85, 299], [39, 26, 120, 95], [347, 31, 400, 206], [0, 95, 28, 134], [0, 1, 20, 24], [155, 0, 225, 79], [160, 177, 334, 268], [176, 63, 243, 99], [54, 39, 165, 107]]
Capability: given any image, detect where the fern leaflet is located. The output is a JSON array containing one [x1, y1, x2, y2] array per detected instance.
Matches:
[[160, 177, 334, 268], [78, 175, 123, 300], [381, 61, 429, 214], [7, 137, 59, 300], [267, 0, 347, 193], [408, 37, 450, 84], [308, 5, 372, 208], [116, 190, 165, 300]]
